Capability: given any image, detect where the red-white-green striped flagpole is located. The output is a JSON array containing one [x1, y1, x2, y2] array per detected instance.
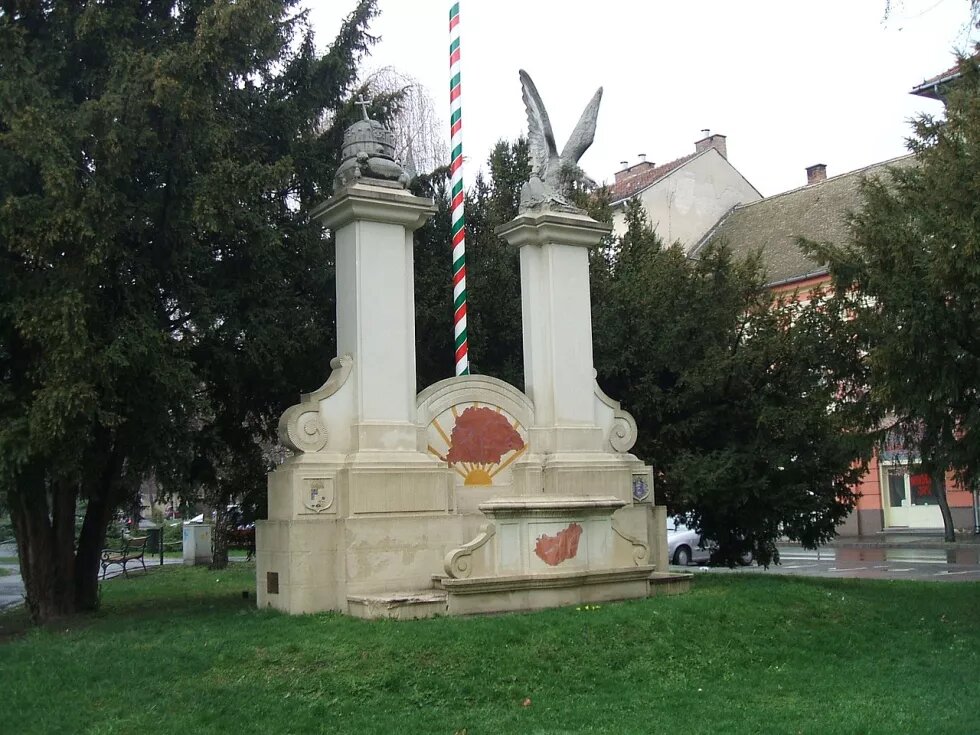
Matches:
[[449, 1, 469, 376]]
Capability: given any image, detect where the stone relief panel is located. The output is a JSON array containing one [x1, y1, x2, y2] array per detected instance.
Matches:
[[417, 375, 535, 490], [533, 522, 583, 566], [426, 402, 528, 487]]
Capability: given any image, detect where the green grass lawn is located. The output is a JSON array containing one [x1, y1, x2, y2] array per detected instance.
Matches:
[[0, 566, 12, 577], [1, 566, 977, 735], [0, 555, 18, 564]]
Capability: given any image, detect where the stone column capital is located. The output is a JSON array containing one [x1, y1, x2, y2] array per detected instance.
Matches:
[[496, 210, 611, 250], [312, 182, 436, 232]]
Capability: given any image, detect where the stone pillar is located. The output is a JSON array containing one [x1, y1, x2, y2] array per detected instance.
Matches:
[[497, 210, 611, 452], [312, 183, 435, 451]]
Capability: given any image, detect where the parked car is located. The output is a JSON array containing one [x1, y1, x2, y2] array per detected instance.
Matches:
[[667, 519, 753, 566]]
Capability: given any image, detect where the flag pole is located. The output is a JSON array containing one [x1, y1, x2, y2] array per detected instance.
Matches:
[[449, 2, 469, 375]]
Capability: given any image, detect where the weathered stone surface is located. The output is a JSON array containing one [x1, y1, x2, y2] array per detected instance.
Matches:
[[256, 104, 675, 619]]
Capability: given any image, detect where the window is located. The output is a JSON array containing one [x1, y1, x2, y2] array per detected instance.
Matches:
[[886, 468, 936, 508]]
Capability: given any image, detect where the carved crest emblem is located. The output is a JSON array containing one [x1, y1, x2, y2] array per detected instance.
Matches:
[[303, 479, 334, 514], [632, 476, 650, 502]]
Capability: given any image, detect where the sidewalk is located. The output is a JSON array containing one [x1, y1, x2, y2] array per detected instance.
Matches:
[[831, 530, 980, 550]]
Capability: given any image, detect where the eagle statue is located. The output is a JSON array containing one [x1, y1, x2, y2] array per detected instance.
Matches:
[[518, 69, 603, 213]]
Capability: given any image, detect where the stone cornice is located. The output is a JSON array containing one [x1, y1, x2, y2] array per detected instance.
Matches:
[[312, 182, 436, 231], [496, 210, 612, 249], [479, 495, 625, 516]]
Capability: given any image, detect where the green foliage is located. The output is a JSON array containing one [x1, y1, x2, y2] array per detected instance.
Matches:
[[412, 165, 456, 391], [595, 200, 873, 565], [809, 52, 980, 539], [161, 521, 183, 547], [463, 139, 530, 386], [0, 0, 380, 619], [2, 566, 979, 733], [414, 139, 530, 388]]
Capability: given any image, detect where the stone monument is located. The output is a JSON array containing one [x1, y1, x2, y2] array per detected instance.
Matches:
[[255, 78, 686, 619]]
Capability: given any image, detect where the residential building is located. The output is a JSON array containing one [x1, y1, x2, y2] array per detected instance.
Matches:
[[607, 133, 761, 252]]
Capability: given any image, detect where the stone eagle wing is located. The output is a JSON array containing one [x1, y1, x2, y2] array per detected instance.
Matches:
[[519, 69, 558, 181], [560, 86, 603, 166]]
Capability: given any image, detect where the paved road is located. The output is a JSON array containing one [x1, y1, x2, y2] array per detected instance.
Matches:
[[676, 545, 980, 582], [0, 566, 24, 610]]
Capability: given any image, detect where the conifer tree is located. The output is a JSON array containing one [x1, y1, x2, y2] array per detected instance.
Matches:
[[0, 0, 378, 621], [598, 202, 874, 565], [811, 53, 980, 541], [413, 139, 529, 389]]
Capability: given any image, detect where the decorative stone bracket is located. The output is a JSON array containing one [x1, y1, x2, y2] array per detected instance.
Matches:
[[593, 372, 637, 453], [612, 524, 649, 565], [277, 354, 354, 453], [444, 524, 496, 579]]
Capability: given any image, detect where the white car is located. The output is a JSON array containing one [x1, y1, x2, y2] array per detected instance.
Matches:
[[667, 519, 752, 566]]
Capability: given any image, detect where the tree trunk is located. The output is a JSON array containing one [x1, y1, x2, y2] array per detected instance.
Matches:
[[73, 495, 115, 611], [210, 503, 229, 570], [9, 465, 77, 623], [75, 439, 127, 610], [932, 470, 956, 542], [10, 432, 127, 623]]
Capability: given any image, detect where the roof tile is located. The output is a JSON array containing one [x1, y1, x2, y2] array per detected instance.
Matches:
[[700, 155, 916, 286], [607, 152, 699, 203]]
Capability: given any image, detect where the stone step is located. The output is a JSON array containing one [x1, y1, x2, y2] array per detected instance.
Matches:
[[347, 590, 448, 620], [647, 571, 693, 596]]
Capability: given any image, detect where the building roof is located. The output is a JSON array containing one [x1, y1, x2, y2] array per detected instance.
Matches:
[[606, 152, 699, 203], [910, 55, 976, 100], [695, 155, 915, 287]]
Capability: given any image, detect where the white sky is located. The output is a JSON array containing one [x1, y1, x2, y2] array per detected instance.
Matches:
[[306, 0, 976, 197]]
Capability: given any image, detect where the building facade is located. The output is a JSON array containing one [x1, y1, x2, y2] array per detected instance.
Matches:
[[607, 134, 761, 252]]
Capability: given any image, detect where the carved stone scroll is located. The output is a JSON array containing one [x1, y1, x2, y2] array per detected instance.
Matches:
[[612, 524, 649, 566], [277, 354, 354, 454], [593, 374, 638, 453], [444, 523, 496, 579]]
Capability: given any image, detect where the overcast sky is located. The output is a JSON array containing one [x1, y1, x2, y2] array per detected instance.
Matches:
[[306, 1, 976, 197]]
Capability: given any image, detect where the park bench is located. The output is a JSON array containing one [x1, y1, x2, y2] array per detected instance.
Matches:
[[100, 536, 148, 579]]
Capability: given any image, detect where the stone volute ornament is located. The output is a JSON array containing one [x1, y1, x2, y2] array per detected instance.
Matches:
[[518, 70, 602, 213], [277, 354, 353, 453], [333, 97, 411, 191]]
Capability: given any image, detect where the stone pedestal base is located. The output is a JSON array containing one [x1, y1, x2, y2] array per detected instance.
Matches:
[[257, 449, 476, 615], [256, 519, 343, 614], [440, 565, 656, 616], [444, 496, 648, 578], [256, 514, 490, 615]]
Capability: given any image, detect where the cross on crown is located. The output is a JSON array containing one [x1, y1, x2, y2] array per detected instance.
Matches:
[[355, 95, 372, 121]]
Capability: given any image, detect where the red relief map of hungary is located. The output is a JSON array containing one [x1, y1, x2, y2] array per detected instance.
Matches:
[[534, 522, 584, 566]]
